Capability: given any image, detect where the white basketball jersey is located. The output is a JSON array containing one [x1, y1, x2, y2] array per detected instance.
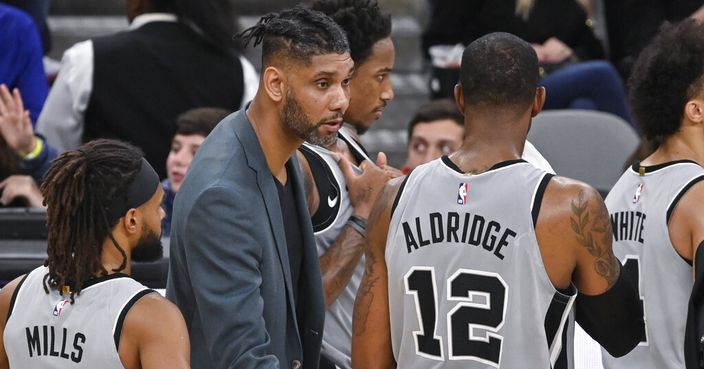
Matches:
[[387, 157, 576, 369], [602, 161, 704, 369], [4, 266, 154, 369], [300, 126, 368, 368]]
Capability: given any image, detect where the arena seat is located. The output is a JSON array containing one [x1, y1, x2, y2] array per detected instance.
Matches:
[[527, 109, 641, 196]]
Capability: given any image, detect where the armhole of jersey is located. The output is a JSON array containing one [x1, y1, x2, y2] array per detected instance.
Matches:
[[390, 176, 411, 219], [531, 173, 554, 229], [113, 289, 156, 350], [299, 145, 341, 232], [6, 273, 30, 322], [666, 175, 704, 266], [666, 175, 704, 223]]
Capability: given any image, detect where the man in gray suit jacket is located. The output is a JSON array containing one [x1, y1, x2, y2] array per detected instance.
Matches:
[[165, 7, 354, 369]]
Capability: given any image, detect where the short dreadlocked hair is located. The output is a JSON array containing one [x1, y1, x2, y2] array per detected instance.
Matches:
[[629, 19, 704, 141], [309, 0, 392, 65], [236, 6, 349, 67], [40, 139, 144, 302]]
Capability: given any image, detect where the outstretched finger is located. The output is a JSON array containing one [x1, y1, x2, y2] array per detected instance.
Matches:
[[0, 84, 11, 115], [13, 88, 25, 116], [337, 154, 358, 181]]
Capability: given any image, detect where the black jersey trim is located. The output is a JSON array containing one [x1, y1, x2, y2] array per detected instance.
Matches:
[[666, 175, 704, 224], [631, 159, 699, 174], [390, 176, 410, 219], [299, 145, 341, 233], [81, 272, 130, 290], [114, 289, 156, 350], [532, 173, 554, 228], [544, 286, 576, 369], [441, 156, 527, 174], [6, 273, 29, 322], [338, 130, 369, 163]]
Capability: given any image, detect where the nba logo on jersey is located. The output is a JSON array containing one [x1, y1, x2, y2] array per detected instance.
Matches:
[[457, 182, 468, 204], [52, 299, 69, 317], [632, 183, 644, 204]]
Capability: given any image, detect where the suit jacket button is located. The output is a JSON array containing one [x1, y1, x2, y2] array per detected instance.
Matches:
[[291, 360, 302, 369]]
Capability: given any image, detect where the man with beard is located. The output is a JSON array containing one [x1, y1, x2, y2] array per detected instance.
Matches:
[[165, 7, 353, 369], [295, 1, 400, 368], [0, 139, 189, 369]]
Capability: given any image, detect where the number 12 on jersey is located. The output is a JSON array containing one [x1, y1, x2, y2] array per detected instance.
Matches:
[[404, 267, 508, 367]]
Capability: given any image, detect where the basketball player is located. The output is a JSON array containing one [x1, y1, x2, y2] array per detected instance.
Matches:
[[296, 1, 399, 368], [352, 32, 643, 369], [0, 139, 189, 369], [601, 19, 704, 369]]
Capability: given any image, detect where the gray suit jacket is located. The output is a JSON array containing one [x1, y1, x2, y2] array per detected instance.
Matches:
[[166, 108, 324, 369]]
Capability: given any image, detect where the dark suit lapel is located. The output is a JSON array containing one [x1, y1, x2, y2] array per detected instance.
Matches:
[[232, 111, 297, 317]]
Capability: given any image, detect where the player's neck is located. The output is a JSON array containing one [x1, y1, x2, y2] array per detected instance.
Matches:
[[247, 99, 302, 180], [101, 237, 133, 276], [643, 127, 704, 166]]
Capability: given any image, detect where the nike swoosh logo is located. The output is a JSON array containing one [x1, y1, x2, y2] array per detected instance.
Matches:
[[328, 195, 338, 208]]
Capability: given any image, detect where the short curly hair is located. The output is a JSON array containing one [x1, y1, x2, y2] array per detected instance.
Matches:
[[309, 0, 392, 64], [629, 19, 704, 141]]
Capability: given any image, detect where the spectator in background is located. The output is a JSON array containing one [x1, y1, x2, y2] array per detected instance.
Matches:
[[423, 0, 634, 127], [161, 107, 230, 237], [403, 99, 465, 173], [0, 3, 48, 124], [1, 0, 51, 55], [604, 0, 704, 79], [402, 98, 554, 173], [36, 0, 259, 179]]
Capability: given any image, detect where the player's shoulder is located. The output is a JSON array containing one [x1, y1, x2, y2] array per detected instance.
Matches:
[[0, 274, 28, 326], [539, 176, 605, 224]]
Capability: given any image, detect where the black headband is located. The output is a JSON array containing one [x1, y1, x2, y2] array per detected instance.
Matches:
[[105, 158, 160, 223]]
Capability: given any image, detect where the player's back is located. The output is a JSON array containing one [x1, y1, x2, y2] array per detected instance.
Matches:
[[602, 161, 704, 369], [3, 265, 153, 368], [386, 157, 574, 369]]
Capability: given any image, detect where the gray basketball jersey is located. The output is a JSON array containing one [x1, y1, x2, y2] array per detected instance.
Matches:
[[602, 161, 704, 369], [299, 126, 368, 368], [4, 266, 154, 369], [387, 157, 576, 369]]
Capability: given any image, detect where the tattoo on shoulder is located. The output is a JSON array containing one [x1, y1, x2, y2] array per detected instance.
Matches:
[[570, 189, 620, 288]]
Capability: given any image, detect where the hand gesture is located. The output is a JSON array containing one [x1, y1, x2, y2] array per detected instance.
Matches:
[[0, 84, 36, 155], [0, 175, 44, 208], [541, 37, 573, 64], [338, 152, 401, 219]]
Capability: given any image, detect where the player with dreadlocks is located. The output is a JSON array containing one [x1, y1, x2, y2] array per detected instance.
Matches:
[[0, 139, 190, 369]]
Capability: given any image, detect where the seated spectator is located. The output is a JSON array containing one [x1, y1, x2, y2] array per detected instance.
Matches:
[[0, 3, 48, 124], [161, 107, 229, 237], [423, 0, 634, 127], [403, 99, 464, 173], [36, 0, 258, 179], [403, 98, 554, 173]]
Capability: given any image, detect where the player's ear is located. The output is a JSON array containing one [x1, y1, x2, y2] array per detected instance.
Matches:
[[454, 84, 465, 114], [531, 87, 546, 117], [684, 98, 704, 125], [263, 66, 286, 103]]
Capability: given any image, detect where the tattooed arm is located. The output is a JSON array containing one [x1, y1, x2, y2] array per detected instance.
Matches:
[[351, 177, 403, 369], [537, 176, 642, 356], [536, 176, 620, 294]]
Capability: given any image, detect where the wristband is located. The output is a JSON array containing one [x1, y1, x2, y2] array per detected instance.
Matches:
[[347, 215, 368, 236], [22, 136, 43, 160]]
